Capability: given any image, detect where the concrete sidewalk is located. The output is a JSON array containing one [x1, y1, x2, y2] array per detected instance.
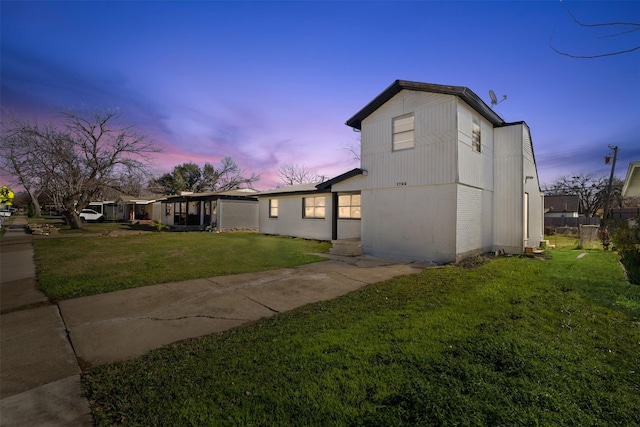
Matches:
[[1, 216, 424, 425], [1, 216, 92, 426]]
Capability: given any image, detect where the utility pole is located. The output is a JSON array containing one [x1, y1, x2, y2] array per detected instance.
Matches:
[[601, 145, 619, 227]]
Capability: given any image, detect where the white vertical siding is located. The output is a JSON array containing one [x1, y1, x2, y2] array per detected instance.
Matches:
[[455, 185, 493, 259], [151, 202, 163, 222], [360, 184, 457, 263], [521, 124, 544, 246], [258, 194, 333, 240], [218, 199, 258, 230], [457, 100, 494, 191], [493, 124, 524, 253], [361, 91, 458, 190], [337, 219, 361, 239]]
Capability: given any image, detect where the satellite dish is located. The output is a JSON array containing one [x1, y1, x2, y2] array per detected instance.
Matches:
[[489, 90, 507, 107], [489, 90, 498, 105]]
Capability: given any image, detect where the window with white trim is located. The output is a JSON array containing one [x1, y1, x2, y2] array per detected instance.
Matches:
[[269, 199, 278, 218], [338, 194, 361, 219], [303, 196, 325, 219], [392, 113, 415, 151], [472, 116, 481, 153]]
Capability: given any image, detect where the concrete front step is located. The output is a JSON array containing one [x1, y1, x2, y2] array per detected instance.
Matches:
[[330, 239, 362, 256]]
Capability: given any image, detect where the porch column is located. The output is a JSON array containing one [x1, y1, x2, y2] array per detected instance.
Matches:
[[331, 192, 338, 241]]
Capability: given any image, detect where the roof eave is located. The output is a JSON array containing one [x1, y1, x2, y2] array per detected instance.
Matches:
[[345, 80, 504, 130], [315, 168, 364, 190]]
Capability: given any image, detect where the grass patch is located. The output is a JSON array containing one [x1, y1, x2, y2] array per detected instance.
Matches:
[[83, 246, 640, 426], [34, 232, 330, 299]]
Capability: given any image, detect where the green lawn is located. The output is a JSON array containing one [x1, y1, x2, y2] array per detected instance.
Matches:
[[33, 231, 331, 300], [83, 245, 640, 426]]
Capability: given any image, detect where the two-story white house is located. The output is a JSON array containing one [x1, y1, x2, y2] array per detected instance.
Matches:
[[259, 80, 544, 263]]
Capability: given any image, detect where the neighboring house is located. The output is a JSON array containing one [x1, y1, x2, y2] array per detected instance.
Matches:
[[622, 161, 640, 198], [258, 169, 364, 241], [261, 80, 544, 263], [544, 195, 580, 218], [88, 196, 159, 222], [160, 189, 258, 231]]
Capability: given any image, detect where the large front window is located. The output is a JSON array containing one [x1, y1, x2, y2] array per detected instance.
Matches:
[[303, 196, 325, 219], [338, 194, 361, 219], [393, 113, 415, 151]]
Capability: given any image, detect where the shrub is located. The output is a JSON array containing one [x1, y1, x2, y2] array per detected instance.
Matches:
[[152, 220, 168, 231], [612, 218, 640, 285]]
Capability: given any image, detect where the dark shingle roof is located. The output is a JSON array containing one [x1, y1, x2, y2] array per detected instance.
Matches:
[[258, 168, 364, 196], [345, 80, 504, 130], [315, 168, 364, 190]]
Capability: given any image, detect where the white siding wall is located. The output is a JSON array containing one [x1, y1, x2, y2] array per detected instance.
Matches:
[[218, 199, 258, 230], [337, 219, 361, 239], [457, 101, 494, 191], [455, 185, 493, 259], [361, 185, 457, 263], [151, 202, 163, 223], [493, 124, 524, 253], [161, 203, 175, 226], [258, 193, 333, 240], [332, 176, 363, 240], [360, 92, 458, 190], [358, 91, 458, 262], [522, 125, 544, 247]]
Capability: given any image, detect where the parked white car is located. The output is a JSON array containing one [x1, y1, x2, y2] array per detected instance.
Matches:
[[79, 209, 105, 222], [0, 210, 11, 217]]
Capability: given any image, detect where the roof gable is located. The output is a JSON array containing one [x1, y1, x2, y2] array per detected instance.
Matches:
[[345, 80, 504, 130], [315, 168, 364, 190]]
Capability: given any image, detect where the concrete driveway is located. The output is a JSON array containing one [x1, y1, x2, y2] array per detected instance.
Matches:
[[59, 258, 422, 367], [1, 218, 425, 426]]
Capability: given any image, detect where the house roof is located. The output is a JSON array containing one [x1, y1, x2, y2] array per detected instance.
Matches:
[[115, 195, 158, 204], [315, 168, 364, 190], [258, 168, 365, 197], [257, 182, 326, 197], [345, 80, 505, 130], [544, 195, 580, 213], [622, 161, 640, 198], [162, 189, 258, 202]]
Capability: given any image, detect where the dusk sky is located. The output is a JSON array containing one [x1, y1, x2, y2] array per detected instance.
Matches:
[[1, 1, 639, 191]]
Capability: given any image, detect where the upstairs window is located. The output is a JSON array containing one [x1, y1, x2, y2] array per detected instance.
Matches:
[[338, 194, 361, 219], [269, 199, 278, 218], [303, 196, 325, 219], [472, 116, 481, 153], [392, 113, 415, 151]]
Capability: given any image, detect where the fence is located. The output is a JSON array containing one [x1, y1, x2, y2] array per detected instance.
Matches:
[[544, 217, 600, 228], [609, 207, 640, 222]]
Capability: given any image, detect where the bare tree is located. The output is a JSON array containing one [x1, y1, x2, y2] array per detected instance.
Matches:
[[277, 164, 326, 187], [542, 173, 624, 217], [0, 110, 158, 228], [0, 121, 48, 217], [342, 135, 361, 162], [550, 2, 640, 58], [211, 156, 261, 192], [150, 157, 260, 195]]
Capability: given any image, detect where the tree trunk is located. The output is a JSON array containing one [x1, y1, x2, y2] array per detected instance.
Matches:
[[27, 188, 42, 217], [62, 209, 83, 229]]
